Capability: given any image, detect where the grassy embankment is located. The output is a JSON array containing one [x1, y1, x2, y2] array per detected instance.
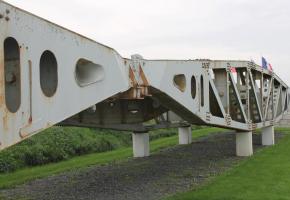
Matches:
[[0, 126, 183, 173], [0, 127, 226, 189], [167, 127, 290, 200]]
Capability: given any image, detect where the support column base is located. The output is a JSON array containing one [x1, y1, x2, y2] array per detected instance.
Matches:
[[262, 126, 275, 146], [236, 131, 253, 157], [132, 132, 150, 158], [178, 126, 192, 145]]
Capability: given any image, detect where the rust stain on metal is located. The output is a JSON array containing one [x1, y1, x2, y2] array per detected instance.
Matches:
[[20, 121, 52, 139], [123, 63, 151, 99], [0, 94, 4, 106], [139, 65, 149, 86], [129, 67, 137, 86], [2, 113, 8, 131], [19, 130, 28, 139], [20, 129, 36, 139], [28, 116, 32, 124], [19, 117, 33, 139]]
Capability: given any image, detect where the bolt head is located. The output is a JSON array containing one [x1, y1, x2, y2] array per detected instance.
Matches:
[[5, 72, 16, 83]]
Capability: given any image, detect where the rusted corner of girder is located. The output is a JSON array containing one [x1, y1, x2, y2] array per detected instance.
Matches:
[[138, 65, 149, 86], [121, 60, 151, 99]]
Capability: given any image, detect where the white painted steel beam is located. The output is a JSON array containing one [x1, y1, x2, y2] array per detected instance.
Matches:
[[0, 0, 289, 151]]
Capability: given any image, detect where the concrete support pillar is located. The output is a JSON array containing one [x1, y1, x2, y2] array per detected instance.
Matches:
[[236, 131, 253, 157], [132, 132, 150, 158], [261, 126, 275, 146], [178, 126, 192, 145]]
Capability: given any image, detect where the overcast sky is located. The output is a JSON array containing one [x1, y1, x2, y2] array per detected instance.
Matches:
[[5, 0, 290, 84]]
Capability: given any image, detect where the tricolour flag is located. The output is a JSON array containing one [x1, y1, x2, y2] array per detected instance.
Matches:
[[262, 57, 268, 70], [261, 57, 273, 71]]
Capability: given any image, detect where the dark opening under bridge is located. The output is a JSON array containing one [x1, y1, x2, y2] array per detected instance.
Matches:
[[0, 0, 289, 157]]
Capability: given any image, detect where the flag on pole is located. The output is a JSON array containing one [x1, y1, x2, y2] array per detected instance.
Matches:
[[261, 57, 273, 71], [262, 57, 268, 70]]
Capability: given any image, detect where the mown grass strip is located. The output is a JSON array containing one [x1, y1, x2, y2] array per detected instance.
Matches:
[[167, 128, 290, 200], [0, 127, 226, 189]]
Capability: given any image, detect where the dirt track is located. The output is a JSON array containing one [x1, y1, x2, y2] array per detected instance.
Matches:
[[0, 132, 280, 200]]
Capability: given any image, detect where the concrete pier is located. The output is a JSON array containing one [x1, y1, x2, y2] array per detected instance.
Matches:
[[261, 126, 275, 146], [132, 132, 150, 158], [178, 126, 192, 145], [236, 131, 253, 157]]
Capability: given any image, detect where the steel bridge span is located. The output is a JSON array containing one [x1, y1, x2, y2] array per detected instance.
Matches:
[[0, 1, 289, 157]]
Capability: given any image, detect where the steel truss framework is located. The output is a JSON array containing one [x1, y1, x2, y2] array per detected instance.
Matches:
[[0, 0, 289, 151]]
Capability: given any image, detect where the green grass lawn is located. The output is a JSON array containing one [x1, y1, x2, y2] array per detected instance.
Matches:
[[167, 127, 290, 200], [0, 127, 226, 189]]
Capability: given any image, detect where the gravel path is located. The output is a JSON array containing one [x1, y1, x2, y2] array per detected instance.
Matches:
[[0, 132, 282, 200]]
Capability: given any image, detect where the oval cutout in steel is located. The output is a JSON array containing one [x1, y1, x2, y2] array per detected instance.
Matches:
[[4, 37, 21, 113], [191, 76, 196, 99], [200, 75, 204, 107], [75, 59, 104, 87], [40, 50, 58, 97], [173, 74, 186, 92]]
